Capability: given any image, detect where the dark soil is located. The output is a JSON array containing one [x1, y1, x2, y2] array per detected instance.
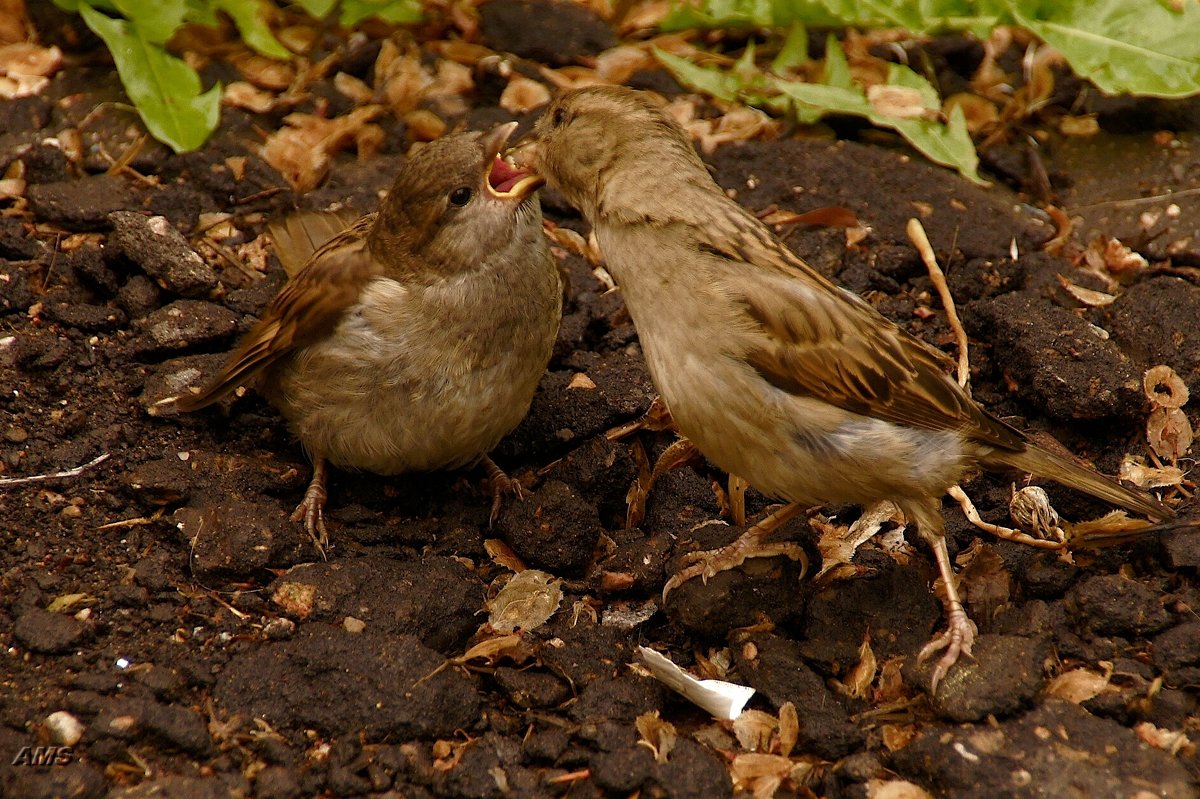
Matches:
[[3, 6, 1200, 799]]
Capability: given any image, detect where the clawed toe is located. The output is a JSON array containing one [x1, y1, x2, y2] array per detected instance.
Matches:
[[917, 603, 977, 692]]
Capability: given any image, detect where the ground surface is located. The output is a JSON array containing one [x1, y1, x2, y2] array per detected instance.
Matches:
[[2, 4, 1200, 799]]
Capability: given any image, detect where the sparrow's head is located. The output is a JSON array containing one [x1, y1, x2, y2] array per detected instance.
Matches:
[[373, 123, 544, 272], [512, 86, 709, 220]]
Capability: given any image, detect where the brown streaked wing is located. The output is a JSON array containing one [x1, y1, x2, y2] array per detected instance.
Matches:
[[269, 209, 363, 278], [703, 213, 1025, 453], [172, 216, 383, 411]]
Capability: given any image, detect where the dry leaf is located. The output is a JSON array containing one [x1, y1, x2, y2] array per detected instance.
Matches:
[[1044, 662, 1112, 703], [1118, 456, 1184, 489], [1144, 365, 1190, 409], [459, 633, 534, 665], [1147, 406, 1194, 462], [333, 71, 374, 104], [377, 41, 425, 116], [867, 778, 935, 799], [483, 538, 527, 572], [262, 106, 385, 192], [1102, 237, 1148, 276], [567, 372, 596, 390], [815, 500, 903, 579], [635, 711, 677, 764], [0, 42, 62, 79], [231, 52, 295, 91], [500, 76, 551, 113], [943, 92, 998, 134], [223, 81, 279, 113], [733, 709, 778, 752], [841, 634, 877, 699], [486, 569, 562, 633], [778, 702, 798, 758], [867, 84, 935, 119], [1134, 722, 1191, 756], [1056, 274, 1116, 307], [880, 723, 918, 752], [404, 109, 446, 142], [594, 45, 657, 83], [1059, 114, 1099, 136]]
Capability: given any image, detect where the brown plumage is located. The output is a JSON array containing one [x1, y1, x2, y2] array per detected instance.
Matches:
[[159, 124, 562, 550], [514, 86, 1173, 690]]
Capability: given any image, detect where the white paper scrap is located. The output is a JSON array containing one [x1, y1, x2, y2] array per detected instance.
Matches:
[[637, 646, 756, 721]]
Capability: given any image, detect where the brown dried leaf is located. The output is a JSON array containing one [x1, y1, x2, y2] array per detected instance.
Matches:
[[484, 538, 527, 572], [777, 702, 798, 758], [874, 656, 908, 704], [594, 45, 657, 84], [761, 206, 860, 229], [231, 52, 295, 91], [1059, 114, 1099, 136], [223, 81, 279, 113], [1134, 721, 1192, 756], [1056, 274, 1116, 307], [1103, 237, 1148, 276], [0, 42, 62, 79], [404, 109, 446, 142], [1144, 365, 1190, 409], [943, 92, 998, 134], [500, 76, 551, 113], [1147, 406, 1194, 462], [485, 570, 562, 633], [458, 633, 533, 665], [1044, 662, 1112, 704], [867, 779, 935, 799], [730, 752, 794, 787], [732, 709, 778, 752], [1118, 455, 1184, 489], [880, 723, 918, 752], [815, 501, 902, 579], [334, 71, 374, 104], [867, 84, 935, 120], [262, 106, 385, 192], [377, 41, 425, 116], [635, 711, 677, 764], [842, 634, 877, 699]]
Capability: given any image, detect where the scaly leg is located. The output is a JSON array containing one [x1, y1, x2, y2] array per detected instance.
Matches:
[[482, 455, 523, 526], [290, 457, 329, 558], [905, 497, 977, 692], [662, 501, 808, 601]]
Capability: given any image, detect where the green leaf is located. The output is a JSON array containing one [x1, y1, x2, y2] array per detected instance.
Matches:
[[653, 46, 744, 102], [294, 0, 338, 17], [339, 0, 423, 25], [183, 0, 220, 26], [212, 0, 291, 59], [773, 61, 982, 183], [1007, 0, 1200, 98], [111, 0, 187, 43], [821, 33, 852, 90], [769, 22, 808, 74], [79, 5, 221, 152]]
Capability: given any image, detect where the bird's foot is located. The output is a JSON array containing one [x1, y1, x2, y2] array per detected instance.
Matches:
[[483, 456, 523, 527], [662, 503, 807, 601], [917, 600, 978, 692], [289, 467, 329, 559]]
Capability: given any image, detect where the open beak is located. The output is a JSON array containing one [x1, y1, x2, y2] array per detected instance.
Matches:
[[480, 121, 544, 200]]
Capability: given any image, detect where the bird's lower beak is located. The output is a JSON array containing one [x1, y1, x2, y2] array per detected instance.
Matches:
[[486, 154, 544, 200], [481, 122, 544, 201]]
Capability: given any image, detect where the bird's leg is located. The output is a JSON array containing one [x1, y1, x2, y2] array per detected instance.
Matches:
[[908, 498, 977, 692], [626, 437, 701, 528], [290, 457, 329, 558], [481, 455, 523, 527], [662, 501, 808, 601], [728, 474, 749, 527]]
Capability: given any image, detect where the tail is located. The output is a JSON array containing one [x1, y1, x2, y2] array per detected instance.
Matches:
[[984, 444, 1174, 522]]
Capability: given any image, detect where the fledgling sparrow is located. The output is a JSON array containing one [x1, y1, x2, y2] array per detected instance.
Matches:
[[513, 86, 1174, 689], [156, 124, 562, 552]]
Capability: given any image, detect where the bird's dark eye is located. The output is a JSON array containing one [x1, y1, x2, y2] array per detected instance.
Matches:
[[552, 107, 567, 127], [448, 186, 472, 206]]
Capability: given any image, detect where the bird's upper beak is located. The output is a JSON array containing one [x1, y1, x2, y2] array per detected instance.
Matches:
[[481, 122, 544, 201]]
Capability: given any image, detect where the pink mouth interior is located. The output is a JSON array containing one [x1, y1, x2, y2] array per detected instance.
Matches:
[[489, 156, 530, 193]]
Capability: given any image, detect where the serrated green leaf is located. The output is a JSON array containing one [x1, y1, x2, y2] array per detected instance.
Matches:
[[654, 47, 744, 102], [212, 0, 291, 59], [773, 62, 982, 183], [339, 0, 423, 25], [821, 33, 852, 90], [1008, 0, 1200, 98], [770, 23, 808, 74], [111, 0, 187, 43], [294, 0, 338, 17], [79, 5, 221, 153]]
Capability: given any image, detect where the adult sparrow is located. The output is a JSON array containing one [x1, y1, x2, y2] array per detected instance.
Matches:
[[157, 124, 562, 552], [513, 86, 1173, 689]]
